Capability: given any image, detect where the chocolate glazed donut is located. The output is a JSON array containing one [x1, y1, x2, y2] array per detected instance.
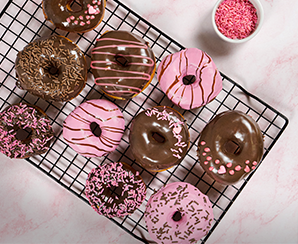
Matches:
[[197, 110, 264, 185], [42, 0, 106, 33], [129, 106, 190, 172], [91, 30, 156, 100]]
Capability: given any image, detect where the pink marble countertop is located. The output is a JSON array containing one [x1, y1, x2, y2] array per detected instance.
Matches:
[[0, 0, 297, 243]]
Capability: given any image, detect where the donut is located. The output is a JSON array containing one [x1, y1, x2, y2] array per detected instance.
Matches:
[[42, 0, 106, 33], [129, 106, 189, 172], [157, 48, 222, 110], [91, 30, 156, 100], [85, 162, 146, 218], [144, 182, 214, 243], [63, 99, 125, 157], [0, 103, 54, 159], [197, 110, 264, 185], [15, 35, 87, 102]]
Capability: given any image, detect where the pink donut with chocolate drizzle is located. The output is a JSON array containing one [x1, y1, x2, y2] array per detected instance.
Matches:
[[144, 182, 214, 243], [91, 30, 156, 100], [197, 110, 264, 185], [85, 162, 146, 218], [157, 48, 222, 110], [63, 99, 125, 157]]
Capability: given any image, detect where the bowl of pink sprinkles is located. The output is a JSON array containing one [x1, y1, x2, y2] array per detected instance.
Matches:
[[212, 0, 264, 43]]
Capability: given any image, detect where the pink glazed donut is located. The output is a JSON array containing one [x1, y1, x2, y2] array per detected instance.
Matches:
[[144, 182, 213, 243], [157, 48, 222, 110], [63, 99, 125, 157]]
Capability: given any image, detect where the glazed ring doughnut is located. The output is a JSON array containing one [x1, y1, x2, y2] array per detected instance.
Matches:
[[15, 35, 87, 102], [63, 99, 125, 157], [42, 0, 106, 33], [85, 162, 146, 218], [157, 48, 222, 110], [91, 30, 156, 100], [129, 106, 190, 172], [197, 110, 264, 185], [145, 182, 214, 243], [0, 103, 54, 159]]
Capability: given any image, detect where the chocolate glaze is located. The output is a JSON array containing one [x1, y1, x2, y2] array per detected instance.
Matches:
[[197, 110, 264, 185], [15, 35, 87, 102], [129, 106, 190, 172], [0, 103, 54, 159], [91, 30, 156, 100], [42, 0, 106, 33]]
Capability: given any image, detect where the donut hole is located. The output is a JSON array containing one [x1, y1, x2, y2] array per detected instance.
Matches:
[[182, 75, 196, 85], [151, 131, 166, 143], [15, 127, 33, 142], [90, 122, 102, 137], [66, 0, 83, 12], [109, 185, 123, 199], [224, 140, 241, 155], [45, 63, 60, 77], [114, 55, 129, 67], [172, 211, 182, 222]]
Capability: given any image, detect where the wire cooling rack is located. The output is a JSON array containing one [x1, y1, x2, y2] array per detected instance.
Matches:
[[0, 0, 289, 243]]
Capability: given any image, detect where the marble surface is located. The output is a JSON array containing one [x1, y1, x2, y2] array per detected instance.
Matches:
[[0, 0, 298, 243]]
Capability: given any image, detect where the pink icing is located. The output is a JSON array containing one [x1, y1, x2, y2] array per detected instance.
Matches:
[[63, 99, 125, 157], [85, 162, 146, 218], [157, 48, 222, 110], [144, 182, 213, 243]]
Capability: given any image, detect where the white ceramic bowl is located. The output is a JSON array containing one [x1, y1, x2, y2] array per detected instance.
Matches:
[[212, 0, 264, 43]]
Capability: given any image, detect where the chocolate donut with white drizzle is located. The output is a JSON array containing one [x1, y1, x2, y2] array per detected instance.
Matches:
[[91, 30, 156, 100]]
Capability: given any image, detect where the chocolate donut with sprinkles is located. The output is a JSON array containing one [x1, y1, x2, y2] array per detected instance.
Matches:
[[197, 110, 264, 185], [0, 103, 54, 159], [15, 35, 87, 102], [85, 162, 146, 218], [63, 99, 125, 157], [129, 106, 190, 172], [91, 30, 156, 100], [144, 182, 214, 243], [42, 0, 106, 33]]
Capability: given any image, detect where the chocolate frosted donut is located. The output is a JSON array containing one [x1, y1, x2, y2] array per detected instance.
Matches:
[[15, 35, 87, 102], [0, 103, 54, 159], [42, 0, 106, 33], [197, 110, 264, 185], [91, 30, 156, 100], [129, 106, 190, 172], [85, 162, 146, 218]]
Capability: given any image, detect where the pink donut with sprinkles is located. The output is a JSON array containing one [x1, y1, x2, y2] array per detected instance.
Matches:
[[0, 103, 54, 159], [63, 99, 125, 157], [85, 162, 146, 218], [144, 182, 214, 243], [157, 48, 222, 110]]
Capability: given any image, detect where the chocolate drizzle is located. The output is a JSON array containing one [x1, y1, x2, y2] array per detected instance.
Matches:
[[15, 35, 87, 102]]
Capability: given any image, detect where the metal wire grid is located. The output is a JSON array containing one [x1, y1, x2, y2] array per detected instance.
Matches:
[[0, 0, 288, 243]]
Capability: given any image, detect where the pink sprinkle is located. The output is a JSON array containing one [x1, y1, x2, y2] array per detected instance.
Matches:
[[252, 161, 258, 165], [90, 15, 95, 19], [235, 165, 242, 171], [200, 141, 206, 145], [86, 15, 90, 19], [215, 159, 220, 164], [226, 162, 232, 168], [66, 17, 71, 23], [204, 147, 210, 152], [204, 161, 209, 165], [206, 156, 212, 161], [79, 15, 84, 20], [80, 21, 85, 26], [70, 16, 75, 20], [74, 20, 79, 25], [245, 160, 250, 164], [244, 165, 251, 173], [202, 152, 207, 156], [209, 166, 214, 171], [215, 0, 258, 39], [229, 170, 235, 175], [252, 166, 256, 170]]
